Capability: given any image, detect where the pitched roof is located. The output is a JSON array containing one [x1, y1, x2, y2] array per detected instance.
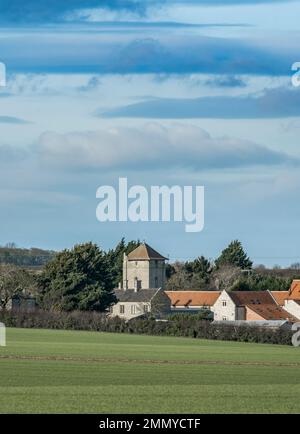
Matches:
[[228, 291, 274, 306], [270, 291, 289, 306], [288, 280, 300, 300], [246, 304, 297, 322], [114, 288, 160, 302], [165, 291, 221, 307], [127, 243, 167, 261]]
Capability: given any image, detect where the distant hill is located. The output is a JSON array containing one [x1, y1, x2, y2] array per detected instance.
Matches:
[[0, 246, 55, 267]]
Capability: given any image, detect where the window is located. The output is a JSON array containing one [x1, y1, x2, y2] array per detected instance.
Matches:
[[119, 305, 125, 314], [222, 316, 227, 321], [144, 304, 150, 313], [134, 278, 142, 290], [131, 305, 137, 314], [222, 300, 227, 307]]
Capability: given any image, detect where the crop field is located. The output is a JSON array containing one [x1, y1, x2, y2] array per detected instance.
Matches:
[[0, 328, 300, 413]]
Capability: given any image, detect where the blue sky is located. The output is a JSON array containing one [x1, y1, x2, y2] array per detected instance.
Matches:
[[0, 0, 300, 265]]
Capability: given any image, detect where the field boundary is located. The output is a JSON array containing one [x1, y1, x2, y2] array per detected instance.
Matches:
[[1, 354, 300, 367]]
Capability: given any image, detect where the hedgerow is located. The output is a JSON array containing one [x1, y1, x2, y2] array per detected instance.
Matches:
[[0, 309, 293, 345]]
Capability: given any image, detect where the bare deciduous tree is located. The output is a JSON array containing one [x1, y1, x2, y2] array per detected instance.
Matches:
[[0, 264, 36, 310], [212, 265, 243, 291]]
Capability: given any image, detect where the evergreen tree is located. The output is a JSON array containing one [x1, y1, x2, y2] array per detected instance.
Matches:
[[215, 240, 252, 270], [185, 256, 212, 282], [230, 273, 291, 292], [106, 238, 140, 287], [38, 242, 116, 311]]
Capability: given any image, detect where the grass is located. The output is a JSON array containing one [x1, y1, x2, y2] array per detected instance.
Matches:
[[0, 328, 300, 413]]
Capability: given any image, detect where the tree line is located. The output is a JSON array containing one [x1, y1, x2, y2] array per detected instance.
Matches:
[[1, 238, 299, 313], [165, 239, 299, 292], [0, 239, 139, 312], [0, 244, 55, 267]]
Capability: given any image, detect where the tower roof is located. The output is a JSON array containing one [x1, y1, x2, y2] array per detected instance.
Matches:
[[127, 243, 168, 261]]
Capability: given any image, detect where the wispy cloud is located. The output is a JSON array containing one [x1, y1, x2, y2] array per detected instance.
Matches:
[[77, 75, 102, 92], [0, 1, 292, 23], [2, 29, 296, 76], [102, 86, 300, 119], [0, 144, 28, 161], [204, 75, 247, 88], [0, 1, 146, 24], [0, 115, 31, 124]]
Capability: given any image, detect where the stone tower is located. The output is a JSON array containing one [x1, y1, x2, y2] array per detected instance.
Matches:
[[122, 243, 167, 290]]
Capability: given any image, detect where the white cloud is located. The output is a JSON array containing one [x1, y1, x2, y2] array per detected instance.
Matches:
[[35, 123, 296, 171]]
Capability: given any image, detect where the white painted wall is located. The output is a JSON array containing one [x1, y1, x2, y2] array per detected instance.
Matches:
[[284, 300, 300, 320], [213, 290, 237, 321]]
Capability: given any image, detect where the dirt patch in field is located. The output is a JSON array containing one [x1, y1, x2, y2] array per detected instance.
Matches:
[[0, 354, 299, 368]]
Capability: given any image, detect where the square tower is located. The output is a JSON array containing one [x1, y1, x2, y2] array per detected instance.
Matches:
[[123, 243, 167, 290]]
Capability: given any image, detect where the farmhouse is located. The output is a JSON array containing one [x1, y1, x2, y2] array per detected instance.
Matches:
[[271, 280, 300, 320], [213, 290, 298, 322], [166, 288, 299, 322], [111, 242, 300, 323], [111, 243, 171, 320]]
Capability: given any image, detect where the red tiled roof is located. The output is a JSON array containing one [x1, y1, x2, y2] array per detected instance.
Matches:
[[246, 304, 297, 322], [228, 291, 274, 306], [270, 291, 289, 306], [288, 280, 300, 300], [165, 291, 221, 307]]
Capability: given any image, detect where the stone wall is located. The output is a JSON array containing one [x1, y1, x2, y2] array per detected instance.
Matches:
[[213, 290, 237, 321]]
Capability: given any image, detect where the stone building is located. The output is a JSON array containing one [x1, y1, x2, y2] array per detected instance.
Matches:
[[5, 295, 36, 312], [271, 280, 300, 320], [111, 243, 300, 323], [213, 289, 297, 322], [111, 243, 170, 320], [122, 242, 167, 290]]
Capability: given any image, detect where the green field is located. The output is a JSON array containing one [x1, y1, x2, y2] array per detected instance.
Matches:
[[1, 328, 300, 413]]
